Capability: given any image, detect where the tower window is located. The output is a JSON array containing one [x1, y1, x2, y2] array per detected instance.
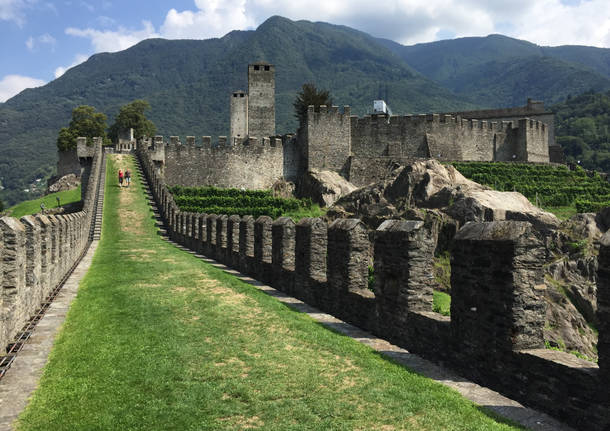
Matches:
[[264, 65, 270, 71], [233, 94, 237, 97], [254, 65, 260, 71], [240, 93, 244, 97]]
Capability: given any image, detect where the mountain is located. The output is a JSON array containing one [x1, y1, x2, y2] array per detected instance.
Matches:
[[552, 90, 610, 172], [380, 34, 610, 106], [0, 16, 472, 205], [3, 16, 610, 205]]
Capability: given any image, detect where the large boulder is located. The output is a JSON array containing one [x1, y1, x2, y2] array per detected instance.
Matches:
[[299, 170, 357, 207], [333, 159, 560, 231]]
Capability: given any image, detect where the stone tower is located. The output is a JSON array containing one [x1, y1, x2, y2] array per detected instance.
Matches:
[[230, 90, 248, 140], [247, 63, 275, 138]]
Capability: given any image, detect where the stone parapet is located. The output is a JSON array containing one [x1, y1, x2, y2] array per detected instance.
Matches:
[[0, 139, 103, 358], [136, 142, 607, 431]]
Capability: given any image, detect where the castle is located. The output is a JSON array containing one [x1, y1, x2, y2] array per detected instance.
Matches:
[[143, 63, 561, 190]]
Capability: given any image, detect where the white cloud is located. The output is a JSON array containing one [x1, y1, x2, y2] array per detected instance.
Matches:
[[65, 20, 158, 52], [0, 0, 28, 26], [0, 74, 45, 102], [25, 33, 56, 51], [510, 0, 610, 47], [160, 0, 254, 39], [0, 0, 55, 26], [54, 53, 89, 78], [154, 0, 498, 44], [61, 0, 610, 53]]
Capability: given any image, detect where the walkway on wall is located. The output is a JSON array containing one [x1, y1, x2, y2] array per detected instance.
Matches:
[[2, 153, 572, 430], [134, 157, 574, 431], [0, 154, 107, 430]]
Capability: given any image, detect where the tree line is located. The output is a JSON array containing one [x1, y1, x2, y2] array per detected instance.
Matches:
[[57, 100, 156, 151], [58, 83, 332, 151]]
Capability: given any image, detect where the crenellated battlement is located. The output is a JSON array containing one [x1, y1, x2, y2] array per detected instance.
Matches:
[[148, 60, 556, 191], [227, 63, 557, 188], [348, 112, 526, 132], [303, 106, 549, 181], [148, 132, 297, 190], [154, 134, 286, 153], [0, 138, 104, 362], [137, 146, 608, 430]]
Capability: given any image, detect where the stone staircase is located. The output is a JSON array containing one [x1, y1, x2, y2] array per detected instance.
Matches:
[[90, 153, 106, 241]]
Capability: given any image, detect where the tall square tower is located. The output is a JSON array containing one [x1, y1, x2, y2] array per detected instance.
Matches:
[[230, 90, 248, 139], [247, 63, 275, 138]]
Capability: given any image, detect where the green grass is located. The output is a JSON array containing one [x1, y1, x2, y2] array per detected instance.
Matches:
[[283, 203, 326, 221], [541, 206, 578, 220], [433, 291, 451, 316], [433, 252, 451, 292], [7, 186, 81, 219], [17, 154, 524, 430]]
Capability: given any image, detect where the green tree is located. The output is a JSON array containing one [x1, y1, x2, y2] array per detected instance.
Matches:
[[56, 105, 108, 151], [293, 83, 332, 129], [108, 100, 156, 143]]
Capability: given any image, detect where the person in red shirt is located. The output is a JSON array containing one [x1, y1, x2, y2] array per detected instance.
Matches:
[[118, 169, 124, 187]]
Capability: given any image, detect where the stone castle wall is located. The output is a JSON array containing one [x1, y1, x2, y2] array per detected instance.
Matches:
[[57, 149, 82, 178], [0, 139, 103, 352], [446, 99, 556, 146], [302, 108, 550, 186], [149, 107, 550, 190], [151, 135, 297, 190], [139, 146, 609, 431], [304, 105, 352, 175]]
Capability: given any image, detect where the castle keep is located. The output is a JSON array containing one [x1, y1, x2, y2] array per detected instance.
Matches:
[[146, 63, 556, 189], [230, 63, 276, 140]]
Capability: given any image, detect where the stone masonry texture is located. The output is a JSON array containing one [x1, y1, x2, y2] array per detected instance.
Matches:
[[136, 122, 608, 430]]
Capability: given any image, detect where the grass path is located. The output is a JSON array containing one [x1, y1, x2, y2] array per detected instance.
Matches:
[[16, 154, 524, 431]]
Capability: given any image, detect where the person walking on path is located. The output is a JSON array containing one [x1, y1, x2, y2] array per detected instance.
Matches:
[[125, 169, 131, 187], [118, 169, 124, 187]]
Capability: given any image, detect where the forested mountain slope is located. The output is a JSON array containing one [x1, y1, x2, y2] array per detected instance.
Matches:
[[3, 17, 610, 205]]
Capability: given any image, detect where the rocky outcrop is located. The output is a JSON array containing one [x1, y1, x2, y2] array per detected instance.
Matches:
[[330, 159, 560, 231], [326, 158, 601, 361], [298, 170, 357, 207], [48, 174, 79, 194]]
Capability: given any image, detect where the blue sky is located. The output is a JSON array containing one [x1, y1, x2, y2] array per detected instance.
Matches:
[[1, 0, 609, 102]]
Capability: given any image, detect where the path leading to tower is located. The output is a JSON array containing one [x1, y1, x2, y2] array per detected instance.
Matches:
[[15, 154, 529, 430]]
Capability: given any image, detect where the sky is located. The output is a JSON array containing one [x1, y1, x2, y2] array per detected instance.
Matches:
[[1, 0, 609, 103]]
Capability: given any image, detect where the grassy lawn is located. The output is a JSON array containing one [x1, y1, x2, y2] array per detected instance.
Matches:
[[17, 154, 524, 431], [541, 205, 578, 220], [283, 204, 325, 221], [433, 291, 451, 316], [7, 186, 81, 219]]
